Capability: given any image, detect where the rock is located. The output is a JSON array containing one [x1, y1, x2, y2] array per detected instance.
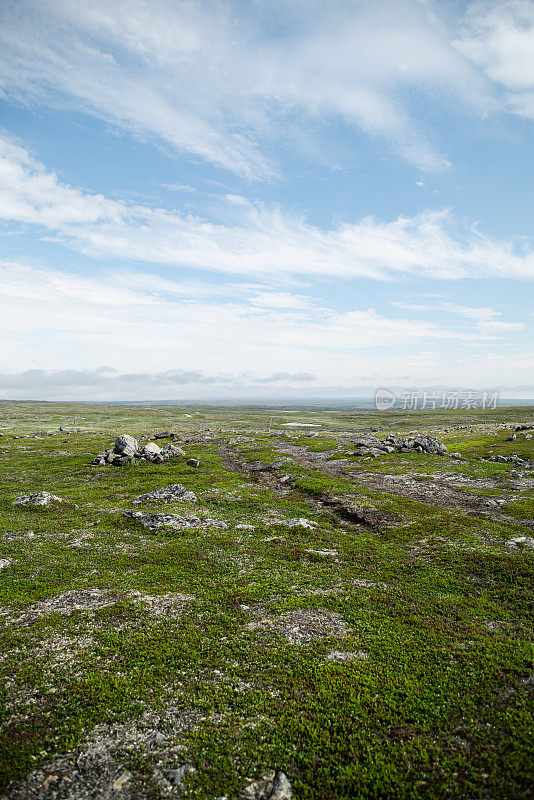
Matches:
[[409, 435, 448, 454], [505, 536, 534, 549], [133, 484, 197, 504], [114, 434, 139, 457], [526, 434, 532, 440], [163, 765, 196, 788], [154, 431, 174, 440], [160, 444, 186, 458], [505, 434, 517, 441], [186, 458, 200, 467], [282, 518, 318, 529], [449, 452, 463, 459], [123, 511, 227, 531], [239, 770, 292, 800], [12, 491, 78, 510], [141, 442, 161, 457], [236, 524, 255, 530], [326, 650, 369, 662], [112, 771, 133, 790], [0, 558, 11, 570]]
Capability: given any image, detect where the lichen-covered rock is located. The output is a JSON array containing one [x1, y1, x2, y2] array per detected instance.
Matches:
[[132, 484, 197, 504], [123, 511, 226, 531], [12, 491, 78, 510]]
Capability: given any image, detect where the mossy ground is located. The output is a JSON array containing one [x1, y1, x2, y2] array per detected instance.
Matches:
[[0, 402, 533, 799]]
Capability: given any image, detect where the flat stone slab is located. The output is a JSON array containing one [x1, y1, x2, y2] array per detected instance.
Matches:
[[132, 483, 197, 504], [12, 491, 78, 510], [124, 511, 227, 531]]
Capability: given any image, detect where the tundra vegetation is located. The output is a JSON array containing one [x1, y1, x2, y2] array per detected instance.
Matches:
[[0, 401, 533, 799]]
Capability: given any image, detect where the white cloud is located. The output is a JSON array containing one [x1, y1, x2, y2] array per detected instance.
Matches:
[[2, 134, 534, 281], [0, 260, 527, 400], [455, 0, 534, 119], [0, 0, 502, 175]]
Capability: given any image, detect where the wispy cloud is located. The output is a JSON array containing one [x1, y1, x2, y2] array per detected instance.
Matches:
[[0, 0, 509, 176], [2, 134, 534, 281]]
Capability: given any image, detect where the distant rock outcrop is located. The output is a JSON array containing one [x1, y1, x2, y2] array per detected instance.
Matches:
[[352, 433, 448, 457]]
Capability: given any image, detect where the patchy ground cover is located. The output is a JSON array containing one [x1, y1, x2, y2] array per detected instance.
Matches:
[[0, 402, 533, 799]]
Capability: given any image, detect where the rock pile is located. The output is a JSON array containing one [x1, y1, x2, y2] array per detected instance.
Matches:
[[353, 433, 448, 458], [91, 435, 186, 466]]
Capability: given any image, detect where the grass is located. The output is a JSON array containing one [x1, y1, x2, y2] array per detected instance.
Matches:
[[0, 402, 533, 798]]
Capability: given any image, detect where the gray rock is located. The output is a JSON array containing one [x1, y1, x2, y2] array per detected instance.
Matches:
[[409, 435, 448, 454], [163, 764, 196, 788], [239, 770, 292, 800], [282, 518, 318, 529], [133, 484, 197, 504], [12, 491, 78, 510], [141, 442, 161, 457], [186, 458, 200, 467], [124, 511, 226, 531], [160, 444, 186, 458], [114, 434, 139, 457], [506, 536, 534, 549], [0, 558, 11, 570]]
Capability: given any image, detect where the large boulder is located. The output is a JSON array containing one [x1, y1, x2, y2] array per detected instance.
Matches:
[[141, 442, 161, 459], [114, 435, 139, 457]]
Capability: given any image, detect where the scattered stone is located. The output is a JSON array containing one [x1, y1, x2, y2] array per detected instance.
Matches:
[[239, 770, 292, 800], [505, 536, 534, 549], [305, 549, 338, 557], [505, 434, 517, 441], [12, 491, 78, 510], [236, 524, 256, 531], [186, 458, 200, 467], [163, 764, 196, 788], [11, 589, 119, 625], [129, 591, 195, 619], [0, 558, 11, 570], [249, 608, 351, 644], [112, 771, 133, 790], [326, 650, 369, 662], [124, 511, 227, 531], [132, 483, 197, 504], [281, 518, 318, 529], [3, 710, 201, 800]]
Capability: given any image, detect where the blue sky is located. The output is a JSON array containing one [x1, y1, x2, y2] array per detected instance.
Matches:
[[0, 0, 533, 400]]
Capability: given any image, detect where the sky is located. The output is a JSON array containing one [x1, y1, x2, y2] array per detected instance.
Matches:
[[0, 0, 533, 401]]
